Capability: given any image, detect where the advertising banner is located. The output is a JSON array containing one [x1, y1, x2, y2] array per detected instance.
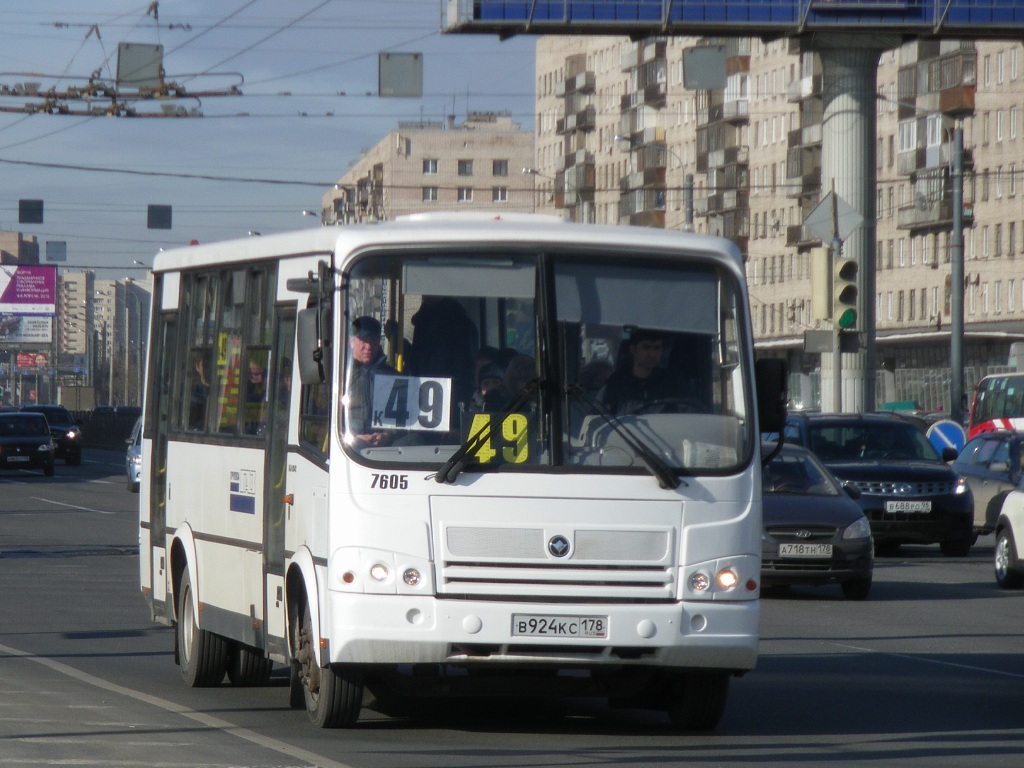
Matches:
[[0, 265, 57, 315], [0, 314, 53, 344]]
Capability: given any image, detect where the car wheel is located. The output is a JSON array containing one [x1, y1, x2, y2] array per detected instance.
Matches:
[[940, 538, 972, 557], [874, 540, 901, 556], [43, 460, 55, 477], [840, 576, 872, 600], [994, 529, 1024, 589]]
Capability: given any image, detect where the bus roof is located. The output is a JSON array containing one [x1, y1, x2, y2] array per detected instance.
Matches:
[[151, 213, 744, 277]]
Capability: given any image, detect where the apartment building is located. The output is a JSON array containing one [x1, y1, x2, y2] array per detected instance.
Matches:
[[321, 112, 535, 224], [536, 35, 1024, 410]]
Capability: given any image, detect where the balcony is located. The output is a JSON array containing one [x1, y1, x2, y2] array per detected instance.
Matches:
[[939, 83, 975, 116], [897, 198, 953, 230], [722, 98, 749, 122], [786, 74, 821, 103], [786, 224, 823, 247]]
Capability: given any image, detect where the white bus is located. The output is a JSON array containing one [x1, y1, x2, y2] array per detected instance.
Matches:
[[139, 213, 786, 730]]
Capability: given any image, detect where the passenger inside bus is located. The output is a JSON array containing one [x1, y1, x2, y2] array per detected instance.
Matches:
[[346, 315, 396, 448], [602, 328, 676, 414], [189, 351, 211, 430], [406, 296, 479, 410], [244, 355, 268, 435]]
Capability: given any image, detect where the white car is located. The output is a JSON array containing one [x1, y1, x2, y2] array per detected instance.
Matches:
[[994, 488, 1024, 588], [126, 417, 142, 493]]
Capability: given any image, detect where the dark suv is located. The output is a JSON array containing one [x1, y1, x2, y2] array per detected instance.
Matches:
[[780, 413, 974, 556], [21, 405, 83, 466]]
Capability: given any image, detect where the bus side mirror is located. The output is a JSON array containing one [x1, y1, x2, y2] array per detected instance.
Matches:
[[297, 307, 331, 384], [756, 358, 788, 435]]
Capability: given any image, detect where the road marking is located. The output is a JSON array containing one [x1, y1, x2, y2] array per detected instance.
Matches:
[[30, 497, 114, 515], [0, 641, 357, 768], [833, 642, 1024, 680]]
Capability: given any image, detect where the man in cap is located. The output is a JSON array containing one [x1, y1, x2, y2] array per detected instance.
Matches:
[[346, 315, 396, 448]]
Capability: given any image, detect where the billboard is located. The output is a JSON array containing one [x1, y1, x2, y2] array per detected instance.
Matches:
[[0, 265, 57, 315], [0, 314, 53, 344], [445, 0, 1024, 38]]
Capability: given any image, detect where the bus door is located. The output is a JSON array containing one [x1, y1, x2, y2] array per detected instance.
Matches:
[[263, 310, 295, 655], [147, 309, 176, 621]]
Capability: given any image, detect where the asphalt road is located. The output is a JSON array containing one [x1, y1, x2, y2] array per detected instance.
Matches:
[[1, 450, 1023, 767]]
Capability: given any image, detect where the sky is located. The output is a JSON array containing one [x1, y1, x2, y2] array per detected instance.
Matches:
[[0, 1, 536, 278]]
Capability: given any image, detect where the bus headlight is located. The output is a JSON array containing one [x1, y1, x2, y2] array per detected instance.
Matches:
[[369, 563, 390, 583], [683, 556, 759, 600], [330, 548, 434, 595]]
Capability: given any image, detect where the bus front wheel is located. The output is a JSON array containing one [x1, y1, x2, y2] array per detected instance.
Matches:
[[176, 569, 227, 687], [664, 671, 729, 731], [294, 602, 363, 728]]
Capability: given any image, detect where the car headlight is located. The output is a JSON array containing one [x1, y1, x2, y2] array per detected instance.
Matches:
[[36, 443, 52, 453], [954, 475, 969, 495], [842, 516, 872, 540], [66, 430, 79, 440]]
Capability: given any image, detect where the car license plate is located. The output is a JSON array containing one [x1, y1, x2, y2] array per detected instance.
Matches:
[[511, 614, 608, 638], [885, 500, 931, 513], [7, 456, 30, 463], [779, 543, 833, 558]]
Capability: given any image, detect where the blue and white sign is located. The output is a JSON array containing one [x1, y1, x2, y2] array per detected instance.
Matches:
[[927, 419, 966, 456]]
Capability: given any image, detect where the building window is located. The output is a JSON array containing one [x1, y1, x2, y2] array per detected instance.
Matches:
[[457, 187, 474, 203], [422, 159, 438, 175], [421, 187, 438, 202], [909, 288, 916, 321], [458, 159, 473, 176], [492, 187, 508, 203], [492, 159, 508, 177]]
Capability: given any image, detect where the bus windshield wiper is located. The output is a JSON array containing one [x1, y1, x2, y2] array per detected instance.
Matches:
[[435, 377, 543, 484], [567, 384, 683, 490]]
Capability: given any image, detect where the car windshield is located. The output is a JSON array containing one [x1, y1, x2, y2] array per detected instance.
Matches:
[[807, 423, 939, 462], [763, 450, 839, 496], [0, 416, 48, 437], [341, 248, 754, 475]]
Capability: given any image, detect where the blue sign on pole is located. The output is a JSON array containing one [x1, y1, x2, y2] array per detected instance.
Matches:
[[927, 419, 967, 456], [446, 0, 1024, 37]]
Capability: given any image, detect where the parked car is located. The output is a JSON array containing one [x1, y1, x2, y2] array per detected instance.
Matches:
[[761, 442, 873, 599], [779, 413, 974, 556], [0, 411, 55, 476], [950, 429, 1024, 539], [126, 417, 142, 493], [993, 486, 1024, 588], [21, 404, 83, 465]]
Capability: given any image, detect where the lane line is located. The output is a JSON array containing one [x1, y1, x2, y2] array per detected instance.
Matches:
[[0, 641, 356, 768], [29, 497, 114, 515], [832, 642, 1024, 680]]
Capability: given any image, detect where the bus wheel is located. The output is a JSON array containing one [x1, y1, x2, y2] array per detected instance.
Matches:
[[665, 671, 729, 731], [295, 602, 363, 728], [227, 643, 273, 686], [176, 569, 227, 687]]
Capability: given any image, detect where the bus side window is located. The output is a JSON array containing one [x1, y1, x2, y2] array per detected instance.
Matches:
[[300, 380, 330, 456], [189, 349, 212, 431]]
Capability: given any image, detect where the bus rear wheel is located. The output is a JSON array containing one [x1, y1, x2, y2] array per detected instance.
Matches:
[[227, 643, 273, 686], [294, 601, 363, 728], [664, 671, 730, 731], [176, 569, 227, 687]]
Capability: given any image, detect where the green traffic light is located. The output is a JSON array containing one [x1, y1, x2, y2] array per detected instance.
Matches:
[[837, 308, 857, 329]]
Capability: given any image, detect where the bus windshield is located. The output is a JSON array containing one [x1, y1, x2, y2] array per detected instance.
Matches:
[[342, 248, 753, 475]]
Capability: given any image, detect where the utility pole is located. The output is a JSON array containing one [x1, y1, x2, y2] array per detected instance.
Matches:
[[950, 125, 965, 423]]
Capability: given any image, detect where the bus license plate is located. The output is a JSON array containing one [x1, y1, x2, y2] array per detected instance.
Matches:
[[512, 614, 608, 639], [885, 500, 931, 513], [779, 543, 832, 558]]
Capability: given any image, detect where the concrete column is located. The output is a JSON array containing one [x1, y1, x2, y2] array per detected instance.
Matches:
[[817, 41, 897, 412]]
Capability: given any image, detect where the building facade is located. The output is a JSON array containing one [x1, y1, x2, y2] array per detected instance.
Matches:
[[321, 112, 536, 224], [536, 35, 1024, 413]]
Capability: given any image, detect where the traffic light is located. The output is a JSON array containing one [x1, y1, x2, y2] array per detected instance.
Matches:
[[833, 253, 858, 330]]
